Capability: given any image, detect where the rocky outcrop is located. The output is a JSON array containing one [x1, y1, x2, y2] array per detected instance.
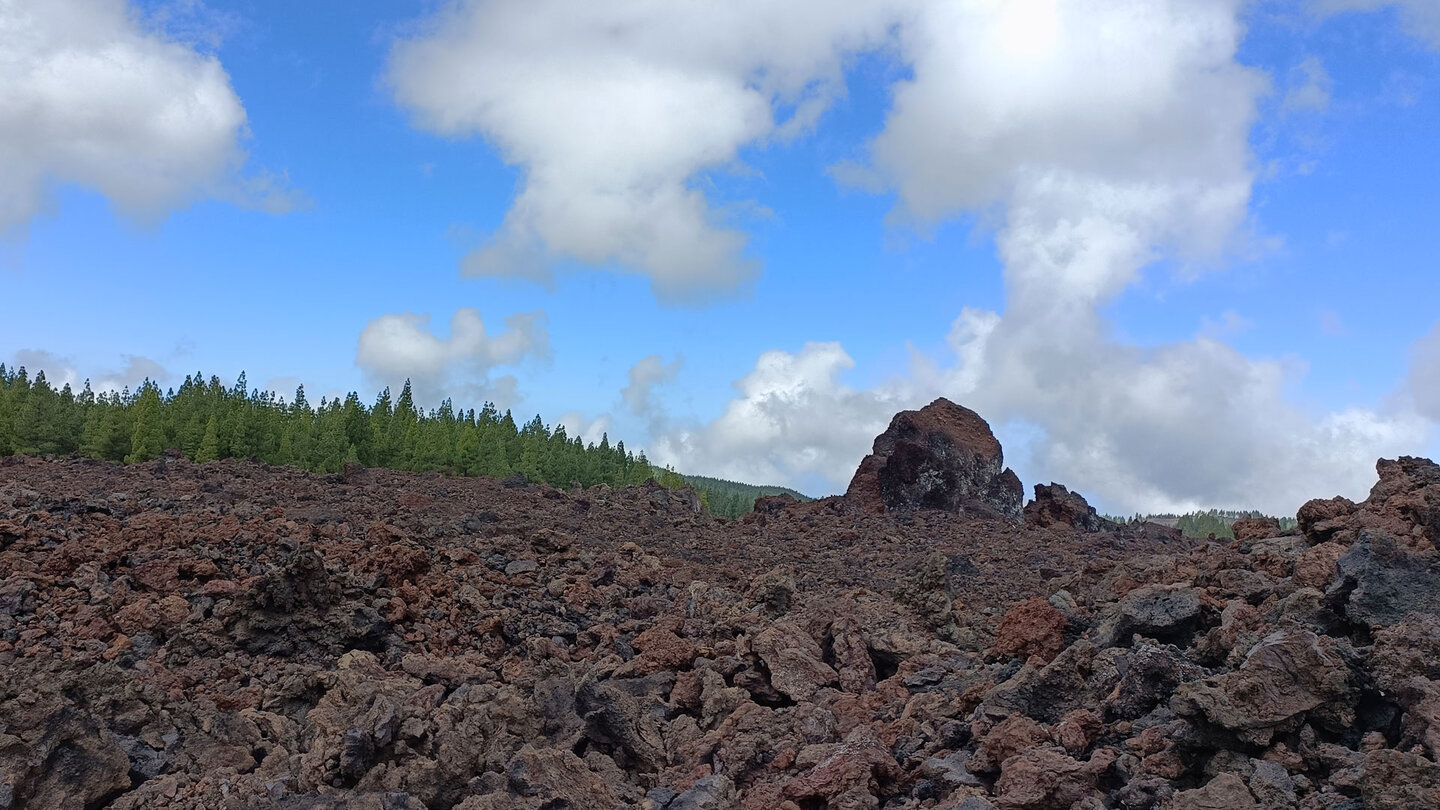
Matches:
[[846, 398, 1023, 518], [1023, 483, 1112, 532]]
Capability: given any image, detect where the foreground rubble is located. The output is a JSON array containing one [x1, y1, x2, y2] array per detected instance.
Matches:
[[1, 409, 1438, 808]]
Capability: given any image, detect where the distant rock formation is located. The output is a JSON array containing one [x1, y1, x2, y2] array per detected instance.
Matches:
[[846, 398, 1023, 518], [1024, 483, 1113, 533]]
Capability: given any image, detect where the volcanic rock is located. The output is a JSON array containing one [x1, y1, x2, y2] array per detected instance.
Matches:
[[846, 398, 1023, 518], [1024, 483, 1112, 532], [1329, 530, 1440, 626], [1164, 773, 1259, 810], [1231, 516, 1282, 542], [1093, 583, 1204, 648], [989, 597, 1068, 663], [751, 620, 838, 702], [1297, 496, 1357, 544], [4, 445, 1440, 808], [1173, 629, 1352, 745], [1361, 749, 1440, 810]]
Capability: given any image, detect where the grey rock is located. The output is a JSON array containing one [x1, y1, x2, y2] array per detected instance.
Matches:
[[1095, 584, 1203, 647], [504, 559, 539, 577], [667, 774, 736, 809], [1329, 531, 1440, 626], [918, 751, 985, 788], [1248, 758, 1297, 808]]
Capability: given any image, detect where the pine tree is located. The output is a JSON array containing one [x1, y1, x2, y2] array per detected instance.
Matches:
[[387, 381, 418, 469], [80, 396, 129, 461], [518, 440, 543, 482], [312, 406, 347, 473], [0, 367, 15, 457], [230, 401, 258, 459], [125, 384, 166, 463], [455, 425, 481, 475], [195, 414, 221, 463], [342, 392, 371, 464], [275, 421, 296, 466], [12, 369, 48, 455]]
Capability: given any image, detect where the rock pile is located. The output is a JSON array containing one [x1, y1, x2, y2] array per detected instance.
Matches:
[[1, 439, 1439, 808]]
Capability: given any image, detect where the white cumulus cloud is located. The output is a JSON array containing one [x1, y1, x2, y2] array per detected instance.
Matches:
[[355, 308, 548, 409], [386, 0, 900, 301], [652, 0, 1431, 516], [0, 0, 295, 234], [651, 342, 908, 490]]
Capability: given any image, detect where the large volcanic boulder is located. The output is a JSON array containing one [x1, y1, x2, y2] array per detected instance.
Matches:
[[846, 398, 1023, 518], [1024, 483, 1113, 532]]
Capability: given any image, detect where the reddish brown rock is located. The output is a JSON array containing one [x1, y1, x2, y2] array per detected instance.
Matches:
[[500, 746, 620, 808], [846, 398, 1023, 518], [751, 621, 837, 702], [627, 624, 699, 675], [990, 598, 1068, 663], [971, 715, 1050, 774], [1051, 709, 1103, 756], [1293, 541, 1347, 589], [1024, 484, 1111, 533], [1231, 516, 1282, 542], [829, 617, 878, 694], [1173, 629, 1352, 745], [993, 746, 1107, 809], [1296, 496, 1356, 545], [1162, 773, 1259, 809], [782, 727, 898, 806], [1360, 749, 1440, 810], [3, 439, 1440, 810], [1371, 617, 1440, 758]]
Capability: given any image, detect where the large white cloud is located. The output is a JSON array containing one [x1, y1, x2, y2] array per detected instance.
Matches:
[[652, 342, 907, 489], [1314, 0, 1440, 48], [0, 0, 290, 233], [653, 0, 1431, 515], [355, 308, 548, 409], [386, 0, 899, 301]]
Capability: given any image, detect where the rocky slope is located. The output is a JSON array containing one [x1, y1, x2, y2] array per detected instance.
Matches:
[[1, 404, 1438, 809]]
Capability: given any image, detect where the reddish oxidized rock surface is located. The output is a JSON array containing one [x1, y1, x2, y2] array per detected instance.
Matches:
[[2, 448, 1440, 808], [846, 398, 1023, 518]]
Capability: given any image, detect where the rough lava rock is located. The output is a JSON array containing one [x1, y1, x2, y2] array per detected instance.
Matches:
[[3, 441, 1440, 809], [1024, 483, 1113, 533], [1231, 516, 1283, 542], [846, 398, 1023, 518]]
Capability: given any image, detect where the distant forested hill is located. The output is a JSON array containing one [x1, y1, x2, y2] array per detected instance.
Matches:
[[0, 367, 656, 487], [1111, 509, 1299, 539], [675, 474, 812, 520], [0, 366, 814, 519]]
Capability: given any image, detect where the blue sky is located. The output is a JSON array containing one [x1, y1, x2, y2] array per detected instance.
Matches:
[[3, 0, 1438, 515]]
